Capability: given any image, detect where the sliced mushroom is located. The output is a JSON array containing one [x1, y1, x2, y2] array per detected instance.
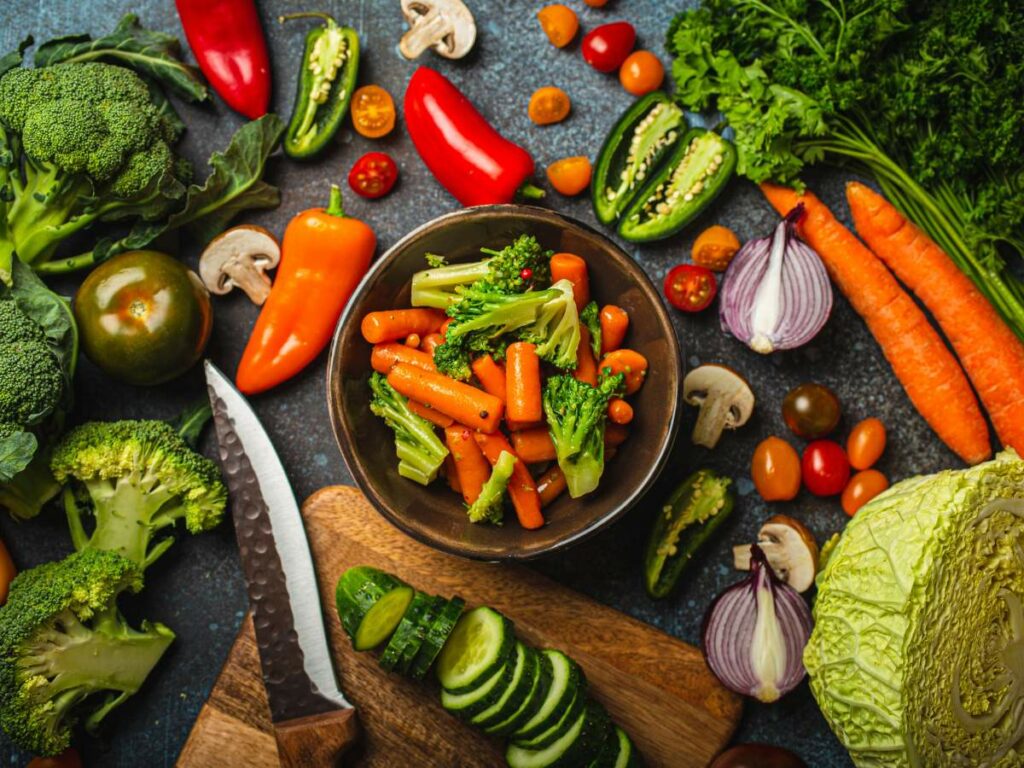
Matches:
[[734, 515, 819, 593], [399, 0, 477, 60], [682, 364, 755, 448], [199, 225, 281, 305]]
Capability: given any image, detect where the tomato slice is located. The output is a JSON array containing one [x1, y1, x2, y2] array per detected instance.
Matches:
[[663, 264, 717, 312], [348, 152, 399, 199], [351, 85, 396, 139]]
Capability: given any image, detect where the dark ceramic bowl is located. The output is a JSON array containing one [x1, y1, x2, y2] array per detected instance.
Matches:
[[327, 205, 681, 560]]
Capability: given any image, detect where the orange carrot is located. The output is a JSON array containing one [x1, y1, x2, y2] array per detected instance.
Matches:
[[421, 333, 444, 355], [505, 419, 542, 431], [404, 333, 421, 348], [550, 252, 589, 311], [371, 343, 437, 374], [600, 305, 629, 355], [511, 427, 557, 463], [408, 399, 454, 428], [440, 317, 454, 339], [443, 454, 462, 495], [599, 349, 648, 395], [761, 182, 991, 464], [361, 308, 446, 344], [506, 342, 543, 423], [444, 424, 491, 504], [847, 182, 1024, 455], [574, 326, 598, 386], [605, 423, 629, 447], [387, 363, 504, 433], [470, 354, 507, 403], [474, 432, 544, 529], [607, 398, 633, 425], [537, 465, 567, 507]]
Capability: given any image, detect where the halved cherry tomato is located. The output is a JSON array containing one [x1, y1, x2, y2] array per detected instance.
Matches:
[[348, 152, 398, 199], [529, 86, 571, 125], [351, 85, 396, 139], [847, 417, 886, 470], [801, 440, 851, 497], [27, 748, 83, 768], [582, 22, 636, 73], [619, 51, 664, 96], [537, 4, 578, 48], [782, 383, 841, 439], [841, 469, 889, 516], [546, 156, 592, 196], [663, 264, 717, 312], [751, 436, 801, 501]]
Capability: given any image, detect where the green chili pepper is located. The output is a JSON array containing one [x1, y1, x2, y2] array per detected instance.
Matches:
[[280, 12, 360, 159]]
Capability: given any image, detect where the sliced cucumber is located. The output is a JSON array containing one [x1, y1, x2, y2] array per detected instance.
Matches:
[[436, 606, 514, 693], [472, 643, 537, 730], [484, 648, 552, 737], [512, 685, 585, 751], [507, 699, 611, 768], [606, 727, 640, 768], [379, 590, 433, 671], [440, 653, 516, 718], [396, 595, 444, 674], [336, 566, 413, 651], [511, 649, 584, 743], [410, 595, 465, 680]]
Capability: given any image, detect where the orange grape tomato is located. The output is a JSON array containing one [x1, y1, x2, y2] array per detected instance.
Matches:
[[528, 87, 571, 126], [546, 156, 592, 196], [351, 85, 396, 139], [584, 0, 610, 6], [598, 349, 648, 395], [751, 436, 801, 501], [847, 417, 887, 470], [537, 4, 579, 48], [27, 748, 83, 768], [692, 225, 742, 272], [0, 537, 14, 605], [618, 51, 665, 97], [841, 469, 889, 516]]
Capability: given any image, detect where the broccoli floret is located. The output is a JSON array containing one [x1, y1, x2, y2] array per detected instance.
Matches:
[[369, 373, 449, 485], [543, 372, 625, 498], [410, 235, 552, 309], [50, 420, 227, 571], [0, 299, 44, 343], [0, 341, 63, 426], [0, 548, 174, 756], [466, 450, 516, 525], [521, 279, 581, 369], [580, 301, 602, 360]]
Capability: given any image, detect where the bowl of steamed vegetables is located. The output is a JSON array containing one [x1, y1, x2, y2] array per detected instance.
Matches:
[[328, 205, 681, 560]]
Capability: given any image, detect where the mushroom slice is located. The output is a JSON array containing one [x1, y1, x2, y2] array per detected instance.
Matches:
[[682, 364, 755, 449], [399, 0, 477, 60], [733, 514, 819, 593], [199, 225, 281, 305]]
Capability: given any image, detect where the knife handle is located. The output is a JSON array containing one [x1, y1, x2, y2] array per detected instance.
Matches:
[[274, 707, 360, 767]]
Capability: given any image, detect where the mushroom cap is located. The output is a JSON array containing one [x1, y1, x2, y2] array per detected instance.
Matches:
[[733, 514, 819, 592], [682, 363, 756, 426], [199, 225, 281, 301], [400, 0, 477, 60]]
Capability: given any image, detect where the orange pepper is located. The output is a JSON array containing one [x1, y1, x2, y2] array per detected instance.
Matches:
[[537, 4, 578, 48], [528, 87, 571, 125], [351, 85, 396, 139], [546, 156, 592, 196]]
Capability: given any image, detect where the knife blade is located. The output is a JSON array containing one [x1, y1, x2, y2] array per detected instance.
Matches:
[[204, 361, 359, 766]]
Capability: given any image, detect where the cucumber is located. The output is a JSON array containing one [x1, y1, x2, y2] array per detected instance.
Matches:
[[440, 652, 517, 718], [409, 596, 465, 680], [512, 685, 585, 751], [511, 649, 584, 743], [484, 648, 552, 737], [379, 590, 433, 671], [507, 699, 611, 768], [600, 727, 640, 768], [335, 566, 413, 650], [471, 643, 537, 730], [436, 606, 514, 693], [396, 595, 444, 674]]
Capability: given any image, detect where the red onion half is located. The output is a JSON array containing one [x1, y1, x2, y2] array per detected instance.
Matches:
[[720, 205, 833, 353], [703, 545, 813, 703]]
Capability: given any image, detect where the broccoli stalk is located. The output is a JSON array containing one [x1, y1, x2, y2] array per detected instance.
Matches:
[[369, 373, 449, 485], [580, 301, 602, 360], [466, 450, 516, 524], [522, 279, 581, 369]]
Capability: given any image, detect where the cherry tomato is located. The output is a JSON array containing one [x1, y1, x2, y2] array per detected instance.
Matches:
[[841, 469, 889, 516], [801, 440, 851, 497], [546, 156, 592, 196], [751, 436, 801, 501], [528, 86, 571, 125], [710, 744, 806, 768], [537, 4, 578, 48], [348, 152, 398, 199], [350, 85, 396, 139], [619, 50, 665, 96], [581, 22, 636, 73], [847, 417, 887, 470], [782, 383, 841, 439], [27, 748, 83, 768], [663, 264, 717, 312], [584, 0, 610, 6], [0, 536, 14, 605]]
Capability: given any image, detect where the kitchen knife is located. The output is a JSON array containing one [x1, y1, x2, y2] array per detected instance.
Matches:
[[205, 360, 359, 767]]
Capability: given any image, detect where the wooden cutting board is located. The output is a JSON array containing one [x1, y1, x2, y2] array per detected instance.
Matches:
[[177, 486, 742, 767]]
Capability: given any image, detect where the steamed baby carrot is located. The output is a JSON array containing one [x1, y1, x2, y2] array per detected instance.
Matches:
[[847, 182, 1024, 455], [550, 252, 590, 311], [600, 305, 629, 354], [371, 343, 436, 374], [470, 354, 508, 403], [506, 342, 543, 422], [445, 424, 491, 504], [599, 349, 648, 395], [506, 419, 542, 432], [607, 398, 633, 425], [361, 308, 446, 344], [443, 454, 462, 495], [761, 182, 991, 464], [537, 465, 567, 507], [405, 333, 421, 348], [440, 317, 454, 339], [474, 432, 544, 529], [421, 333, 444, 355], [574, 326, 598, 386], [511, 427, 557, 463], [408, 399, 454, 428], [605, 423, 629, 447], [387, 363, 504, 433]]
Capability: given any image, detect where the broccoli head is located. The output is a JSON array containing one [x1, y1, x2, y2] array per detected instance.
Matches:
[[0, 298, 45, 343], [466, 450, 516, 525], [369, 373, 449, 485], [50, 420, 227, 571], [0, 340, 63, 426], [0, 549, 174, 756], [521, 279, 581, 369]]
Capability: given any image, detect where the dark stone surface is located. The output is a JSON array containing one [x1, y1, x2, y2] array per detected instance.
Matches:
[[0, 1, 969, 765]]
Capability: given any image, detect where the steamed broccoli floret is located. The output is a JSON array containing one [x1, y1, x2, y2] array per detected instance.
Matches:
[[0, 549, 174, 756], [50, 420, 227, 571], [543, 372, 624, 498], [369, 373, 450, 485], [580, 301, 602, 360], [521, 279, 581, 369], [466, 450, 516, 525], [410, 235, 552, 309]]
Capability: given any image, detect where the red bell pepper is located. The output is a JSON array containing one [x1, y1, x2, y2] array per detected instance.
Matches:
[[404, 67, 543, 207], [175, 0, 271, 120]]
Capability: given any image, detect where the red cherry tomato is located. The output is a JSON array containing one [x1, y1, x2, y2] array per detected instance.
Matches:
[[581, 22, 636, 73], [801, 440, 851, 497], [663, 264, 717, 312], [348, 152, 399, 199]]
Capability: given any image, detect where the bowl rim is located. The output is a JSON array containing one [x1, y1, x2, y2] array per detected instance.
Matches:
[[326, 204, 681, 561]]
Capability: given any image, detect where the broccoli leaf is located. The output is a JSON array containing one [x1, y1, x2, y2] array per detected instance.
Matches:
[[169, 398, 212, 449], [0, 429, 36, 482], [3, 259, 77, 383], [0, 36, 32, 79]]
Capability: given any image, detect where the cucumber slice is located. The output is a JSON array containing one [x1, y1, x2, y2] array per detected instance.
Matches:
[[507, 699, 611, 768], [395, 595, 444, 674], [379, 591, 433, 671], [336, 566, 413, 651], [472, 643, 537, 730], [590, 725, 639, 768], [440, 652, 516, 718], [484, 648, 552, 737], [436, 606, 514, 693], [410, 596, 465, 680], [512, 649, 584, 743], [512, 685, 585, 751]]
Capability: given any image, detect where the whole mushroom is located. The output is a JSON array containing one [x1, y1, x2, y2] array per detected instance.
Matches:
[[682, 364, 755, 448], [199, 225, 281, 305]]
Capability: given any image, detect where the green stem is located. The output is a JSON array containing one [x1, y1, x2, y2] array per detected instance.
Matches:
[[278, 11, 338, 27], [517, 183, 546, 202], [35, 251, 99, 275], [326, 184, 346, 217]]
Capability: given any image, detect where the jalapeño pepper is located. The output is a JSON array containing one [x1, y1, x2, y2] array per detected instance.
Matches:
[[280, 12, 360, 159]]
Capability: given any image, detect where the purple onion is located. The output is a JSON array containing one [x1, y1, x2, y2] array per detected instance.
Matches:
[[702, 545, 813, 703], [719, 205, 833, 354]]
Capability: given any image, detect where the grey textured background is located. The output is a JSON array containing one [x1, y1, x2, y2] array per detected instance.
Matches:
[[0, 1, 972, 765]]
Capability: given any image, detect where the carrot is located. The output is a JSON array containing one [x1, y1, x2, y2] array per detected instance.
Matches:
[[605, 423, 629, 447], [607, 398, 633, 425], [599, 349, 648, 395], [408, 399, 454, 428], [506, 342, 543, 423], [847, 182, 1024, 455], [761, 182, 991, 464], [506, 419, 542, 432], [474, 432, 544, 529], [444, 424, 491, 504], [550, 252, 589, 311], [600, 305, 629, 355], [443, 454, 462, 495], [574, 326, 598, 386], [421, 333, 444, 355], [511, 427, 557, 463], [0, 537, 14, 605], [361, 308, 446, 344], [536, 465, 567, 507], [440, 317, 454, 339], [387, 363, 504, 433], [371, 343, 437, 374], [470, 354, 507, 403]]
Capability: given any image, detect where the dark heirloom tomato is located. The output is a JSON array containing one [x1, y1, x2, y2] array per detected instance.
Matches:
[[74, 251, 212, 386], [782, 382, 841, 439]]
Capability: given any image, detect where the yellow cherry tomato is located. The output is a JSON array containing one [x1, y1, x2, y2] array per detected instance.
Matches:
[[351, 85, 396, 139], [528, 86, 571, 125], [546, 156, 592, 196], [841, 469, 889, 516], [619, 51, 665, 96], [692, 225, 742, 272], [537, 4, 579, 48], [847, 417, 887, 470], [751, 436, 801, 501]]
